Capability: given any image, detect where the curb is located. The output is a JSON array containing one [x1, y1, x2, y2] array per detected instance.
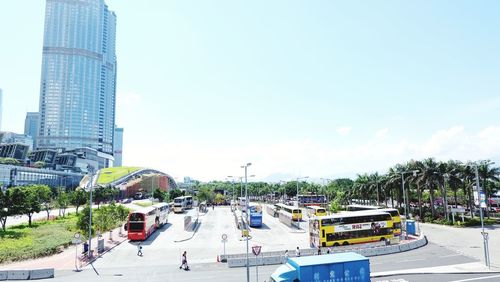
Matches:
[[82, 235, 128, 267], [174, 219, 202, 243]]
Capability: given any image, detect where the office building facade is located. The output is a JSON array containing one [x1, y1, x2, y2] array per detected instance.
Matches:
[[113, 126, 123, 166], [37, 0, 117, 156], [24, 112, 40, 148]]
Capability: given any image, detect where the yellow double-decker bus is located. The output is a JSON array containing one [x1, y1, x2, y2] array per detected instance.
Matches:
[[306, 205, 327, 217], [346, 205, 402, 236], [276, 203, 302, 221], [309, 210, 394, 247]]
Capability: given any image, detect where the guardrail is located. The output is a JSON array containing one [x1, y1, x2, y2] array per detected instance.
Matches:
[[0, 269, 54, 280], [225, 233, 428, 268]]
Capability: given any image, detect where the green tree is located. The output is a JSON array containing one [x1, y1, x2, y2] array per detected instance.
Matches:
[[153, 189, 167, 202], [71, 189, 88, 214], [38, 185, 54, 220], [21, 186, 43, 227], [0, 189, 13, 231], [56, 188, 70, 217], [77, 206, 93, 237], [169, 188, 184, 201], [214, 193, 226, 205], [196, 187, 214, 203]]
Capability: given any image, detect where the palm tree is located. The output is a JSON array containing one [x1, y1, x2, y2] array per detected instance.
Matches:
[[367, 172, 383, 206], [353, 174, 371, 204], [460, 164, 476, 218], [478, 161, 500, 217], [384, 166, 404, 209], [418, 158, 441, 219], [445, 160, 463, 209]]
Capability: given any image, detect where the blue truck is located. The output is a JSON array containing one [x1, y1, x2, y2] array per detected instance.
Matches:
[[270, 252, 370, 282]]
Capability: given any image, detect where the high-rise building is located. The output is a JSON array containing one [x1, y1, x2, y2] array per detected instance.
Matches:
[[24, 112, 40, 149], [37, 0, 117, 156], [113, 126, 123, 166]]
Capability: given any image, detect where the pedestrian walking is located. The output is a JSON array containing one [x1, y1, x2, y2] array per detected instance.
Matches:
[[137, 243, 143, 256], [295, 246, 300, 257], [317, 246, 321, 255], [283, 250, 289, 263], [179, 251, 189, 270], [327, 247, 332, 254]]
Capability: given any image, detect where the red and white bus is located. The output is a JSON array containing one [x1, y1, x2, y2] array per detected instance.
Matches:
[[127, 203, 170, 241]]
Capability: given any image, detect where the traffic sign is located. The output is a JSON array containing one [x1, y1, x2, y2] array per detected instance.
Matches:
[[74, 233, 80, 239], [252, 245, 261, 256], [72, 238, 81, 244], [222, 233, 228, 241]]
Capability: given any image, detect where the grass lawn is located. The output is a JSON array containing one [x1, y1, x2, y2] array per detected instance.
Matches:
[[0, 215, 79, 264], [97, 166, 141, 184], [134, 201, 153, 207]]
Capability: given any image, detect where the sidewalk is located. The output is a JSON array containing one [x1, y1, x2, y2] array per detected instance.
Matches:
[[0, 226, 127, 271], [371, 262, 500, 277]]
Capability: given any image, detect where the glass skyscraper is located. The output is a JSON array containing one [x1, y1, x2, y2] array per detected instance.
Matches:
[[38, 0, 117, 155], [24, 112, 40, 149]]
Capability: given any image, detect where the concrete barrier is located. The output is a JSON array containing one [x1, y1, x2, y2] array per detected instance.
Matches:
[[29, 269, 54, 280], [399, 243, 410, 252], [7, 270, 30, 280], [0, 271, 7, 281], [278, 211, 293, 227]]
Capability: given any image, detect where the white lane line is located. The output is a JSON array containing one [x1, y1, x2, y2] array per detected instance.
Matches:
[[450, 274, 500, 282], [399, 258, 425, 262], [439, 254, 463, 258]]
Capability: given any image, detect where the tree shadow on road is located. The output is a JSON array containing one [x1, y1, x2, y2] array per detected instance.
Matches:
[[127, 223, 172, 246]]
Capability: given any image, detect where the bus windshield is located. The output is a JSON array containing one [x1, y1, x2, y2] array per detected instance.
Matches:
[[129, 213, 144, 222]]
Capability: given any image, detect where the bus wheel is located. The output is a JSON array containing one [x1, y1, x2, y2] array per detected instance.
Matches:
[[342, 241, 349, 246], [322, 242, 326, 247], [333, 243, 340, 247], [380, 237, 386, 243]]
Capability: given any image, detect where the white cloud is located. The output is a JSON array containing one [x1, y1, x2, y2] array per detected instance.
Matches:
[[336, 127, 352, 137], [375, 128, 389, 139], [117, 91, 142, 107], [122, 125, 500, 182]]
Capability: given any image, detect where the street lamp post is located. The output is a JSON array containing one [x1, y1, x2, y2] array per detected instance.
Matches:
[[296, 176, 309, 207], [86, 165, 95, 259], [241, 163, 252, 282], [472, 162, 493, 268]]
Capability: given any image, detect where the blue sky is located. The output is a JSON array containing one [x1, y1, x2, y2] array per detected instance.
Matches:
[[1, 0, 499, 181]]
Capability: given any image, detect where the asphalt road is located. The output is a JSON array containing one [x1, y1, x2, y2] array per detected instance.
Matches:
[[45, 206, 499, 281]]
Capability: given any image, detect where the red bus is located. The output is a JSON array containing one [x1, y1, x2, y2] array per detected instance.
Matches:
[[127, 203, 169, 241]]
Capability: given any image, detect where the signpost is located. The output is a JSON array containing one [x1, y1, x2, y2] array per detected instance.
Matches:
[[221, 233, 228, 261], [252, 245, 262, 282], [72, 233, 81, 272], [450, 207, 466, 224]]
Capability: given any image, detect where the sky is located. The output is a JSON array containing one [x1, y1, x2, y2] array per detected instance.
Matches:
[[1, 0, 499, 182]]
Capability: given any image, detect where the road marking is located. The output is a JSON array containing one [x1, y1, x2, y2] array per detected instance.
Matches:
[[399, 258, 425, 263], [450, 274, 500, 282], [439, 253, 463, 258]]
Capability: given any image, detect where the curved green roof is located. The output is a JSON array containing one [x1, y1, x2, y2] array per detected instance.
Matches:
[[97, 166, 141, 184]]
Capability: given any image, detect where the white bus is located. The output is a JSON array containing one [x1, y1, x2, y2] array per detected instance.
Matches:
[[174, 196, 188, 213], [152, 202, 170, 226], [185, 195, 193, 209]]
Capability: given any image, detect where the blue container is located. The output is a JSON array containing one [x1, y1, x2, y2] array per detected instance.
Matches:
[[273, 252, 370, 282], [406, 219, 416, 235]]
